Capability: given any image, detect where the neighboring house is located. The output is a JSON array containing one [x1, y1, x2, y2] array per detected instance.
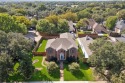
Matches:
[[77, 36, 93, 58], [55, 4, 63, 7], [109, 34, 125, 43], [115, 20, 125, 33], [45, 33, 78, 61], [71, 5, 78, 8], [87, 19, 96, 30], [87, 19, 109, 34]]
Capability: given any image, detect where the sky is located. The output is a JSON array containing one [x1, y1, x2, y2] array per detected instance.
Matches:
[[0, 0, 124, 2]]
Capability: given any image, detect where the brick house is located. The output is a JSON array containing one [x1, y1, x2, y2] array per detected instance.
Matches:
[[45, 33, 78, 61]]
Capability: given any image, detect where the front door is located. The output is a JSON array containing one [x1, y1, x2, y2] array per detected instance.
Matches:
[[60, 52, 64, 60]]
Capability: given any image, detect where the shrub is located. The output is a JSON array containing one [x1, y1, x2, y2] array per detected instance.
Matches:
[[66, 56, 76, 63], [47, 62, 59, 75], [68, 62, 80, 74]]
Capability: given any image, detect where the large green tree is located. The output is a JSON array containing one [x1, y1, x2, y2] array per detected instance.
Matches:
[[76, 18, 88, 29], [0, 53, 13, 81], [77, 10, 91, 20], [0, 30, 34, 81], [88, 38, 125, 82], [13, 16, 31, 28], [105, 16, 117, 30], [36, 19, 56, 34], [36, 18, 69, 34], [117, 9, 125, 20], [0, 13, 27, 34]]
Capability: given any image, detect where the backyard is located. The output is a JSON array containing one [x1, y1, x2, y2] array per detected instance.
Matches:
[[37, 40, 47, 52]]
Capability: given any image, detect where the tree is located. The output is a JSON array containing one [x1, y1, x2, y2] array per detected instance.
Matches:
[[37, 4, 46, 11], [0, 53, 13, 81], [47, 62, 59, 75], [68, 62, 80, 74], [77, 10, 91, 20], [60, 12, 77, 22], [76, 18, 88, 29], [88, 38, 125, 82], [19, 54, 34, 79], [46, 15, 59, 26], [31, 18, 38, 27], [36, 19, 56, 34], [92, 14, 103, 23], [13, 16, 31, 28], [15, 9, 27, 16], [57, 19, 69, 33], [105, 16, 117, 30], [36, 18, 69, 34], [0, 13, 27, 34], [117, 9, 125, 20], [0, 7, 8, 13], [0, 30, 34, 81]]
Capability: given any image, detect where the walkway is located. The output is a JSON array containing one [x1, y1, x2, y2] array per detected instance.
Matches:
[[60, 61, 64, 81], [41, 56, 47, 67]]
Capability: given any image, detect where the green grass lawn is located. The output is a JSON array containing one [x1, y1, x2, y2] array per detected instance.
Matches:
[[8, 56, 59, 82], [78, 31, 92, 35], [64, 63, 94, 81], [37, 40, 47, 52]]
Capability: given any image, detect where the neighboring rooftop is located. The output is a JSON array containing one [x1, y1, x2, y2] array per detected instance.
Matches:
[[115, 34, 125, 43], [68, 21, 75, 31], [115, 20, 125, 29], [78, 36, 93, 58]]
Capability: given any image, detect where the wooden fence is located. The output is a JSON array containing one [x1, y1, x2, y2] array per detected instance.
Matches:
[[32, 51, 46, 56], [32, 37, 47, 56], [78, 34, 99, 39]]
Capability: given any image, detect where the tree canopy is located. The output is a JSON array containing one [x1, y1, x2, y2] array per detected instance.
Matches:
[[36, 17, 69, 34], [117, 9, 125, 20], [13, 16, 31, 28], [105, 16, 117, 30], [76, 18, 88, 29], [88, 38, 125, 82], [0, 30, 34, 81], [0, 13, 27, 34]]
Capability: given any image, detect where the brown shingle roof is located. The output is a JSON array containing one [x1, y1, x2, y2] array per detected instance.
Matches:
[[46, 38, 78, 51]]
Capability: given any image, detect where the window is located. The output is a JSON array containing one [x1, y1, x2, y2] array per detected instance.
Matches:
[[48, 48, 52, 54], [70, 48, 75, 54]]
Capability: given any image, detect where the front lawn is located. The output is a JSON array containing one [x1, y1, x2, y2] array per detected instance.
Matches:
[[8, 56, 59, 82], [37, 40, 47, 52], [64, 63, 94, 81]]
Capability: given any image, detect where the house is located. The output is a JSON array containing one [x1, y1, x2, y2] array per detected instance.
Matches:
[[77, 36, 93, 58], [45, 33, 78, 61], [115, 20, 125, 33], [109, 34, 125, 43], [71, 5, 78, 8], [87, 19, 96, 30], [87, 19, 109, 34]]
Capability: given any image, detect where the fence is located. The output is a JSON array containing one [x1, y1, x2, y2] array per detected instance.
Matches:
[[32, 37, 47, 56], [32, 51, 46, 56], [78, 34, 99, 39]]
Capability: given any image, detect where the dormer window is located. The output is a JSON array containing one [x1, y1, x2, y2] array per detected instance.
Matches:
[[48, 48, 52, 54]]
